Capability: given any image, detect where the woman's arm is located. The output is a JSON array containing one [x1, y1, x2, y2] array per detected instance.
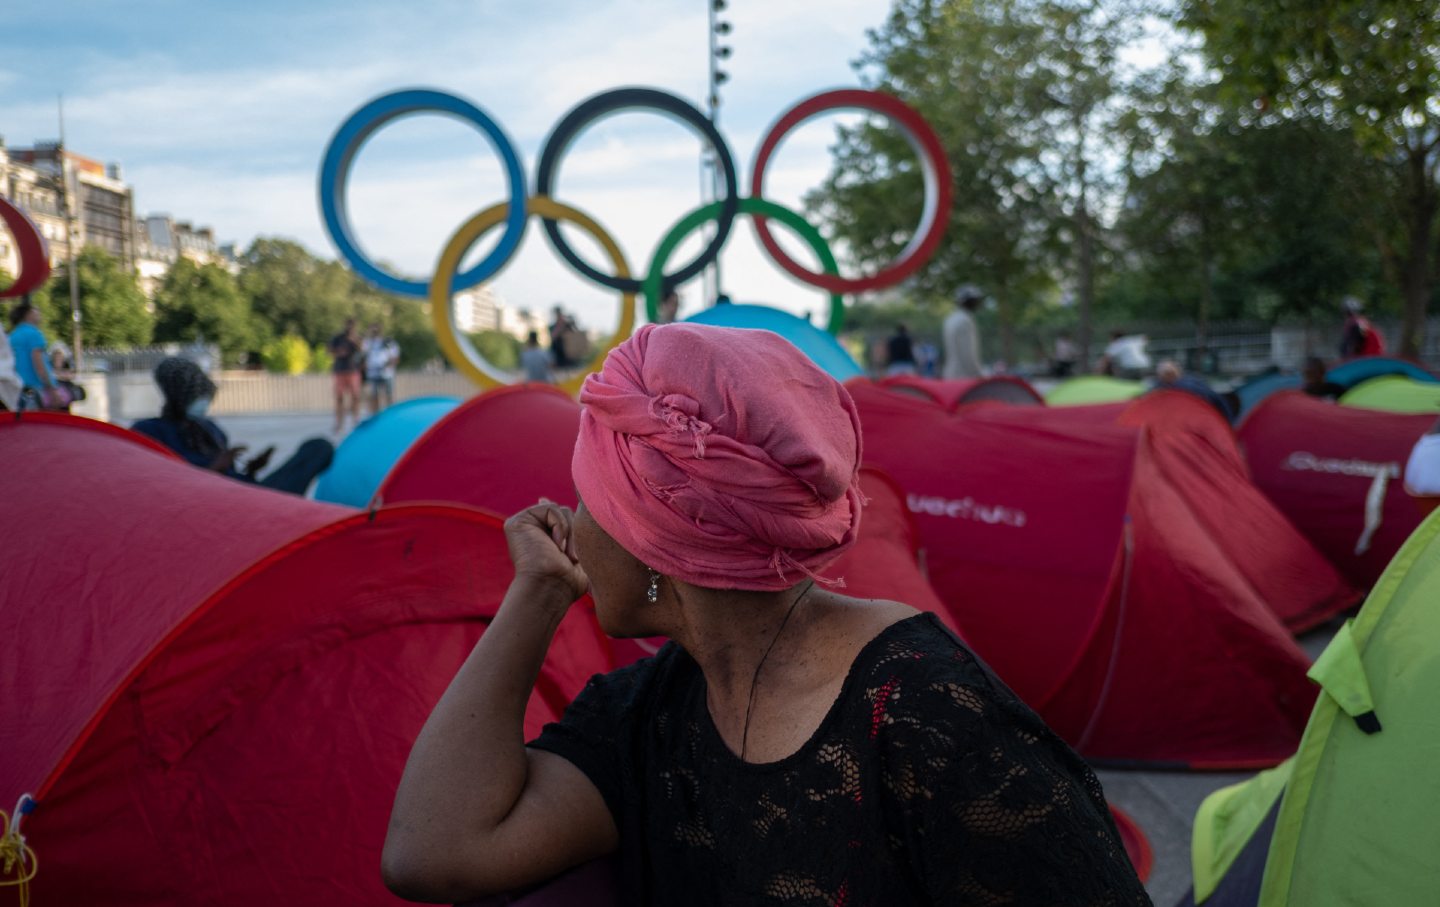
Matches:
[[383, 503, 618, 902]]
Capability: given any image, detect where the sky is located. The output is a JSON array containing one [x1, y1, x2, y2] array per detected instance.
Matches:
[[0, 0, 900, 330]]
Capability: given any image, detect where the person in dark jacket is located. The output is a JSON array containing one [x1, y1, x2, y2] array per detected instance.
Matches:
[[132, 357, 333, 495]]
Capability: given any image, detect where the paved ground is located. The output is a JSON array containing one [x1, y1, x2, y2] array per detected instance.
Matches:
[[221, 412, 339, 486], [159, 412, 1343, 905]]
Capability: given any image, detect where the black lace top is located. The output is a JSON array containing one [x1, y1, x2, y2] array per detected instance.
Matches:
[[530, 613, 1150, 906]]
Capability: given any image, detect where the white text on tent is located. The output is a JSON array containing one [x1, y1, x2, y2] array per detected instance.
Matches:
[[907, 494, 1028, 528]]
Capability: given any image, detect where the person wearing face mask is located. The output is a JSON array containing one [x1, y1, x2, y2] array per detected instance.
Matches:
[[131, 357, 335, 495]]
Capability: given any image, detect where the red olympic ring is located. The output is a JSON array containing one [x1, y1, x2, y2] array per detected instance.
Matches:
[[0, 198, 52, 299], [750, 89, 952, 295]]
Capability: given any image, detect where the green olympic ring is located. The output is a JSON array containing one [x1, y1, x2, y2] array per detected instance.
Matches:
[[644, 197, 844, 335]]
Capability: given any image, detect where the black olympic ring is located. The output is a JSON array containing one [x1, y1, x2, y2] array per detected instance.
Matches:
[[534, 87, 739, 295]]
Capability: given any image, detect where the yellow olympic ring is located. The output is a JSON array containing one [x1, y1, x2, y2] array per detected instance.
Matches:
[[430, 196, 636, 396]]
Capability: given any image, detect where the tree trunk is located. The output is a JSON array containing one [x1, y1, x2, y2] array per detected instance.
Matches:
[[997, 289, 1015, 367], [1076, 200, 1095, 371], [1399, 149, 1436, 358], [1197, 218, 1213, 358]]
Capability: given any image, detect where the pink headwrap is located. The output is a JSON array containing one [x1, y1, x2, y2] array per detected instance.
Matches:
[[573, 323, 863, 591]]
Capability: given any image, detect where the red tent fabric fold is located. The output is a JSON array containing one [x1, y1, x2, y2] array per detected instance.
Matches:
[[848, 382, 1316, 767], [970, 391, 1359, 630], [1, 417, 611, 905], [376, 383, 582, 512]]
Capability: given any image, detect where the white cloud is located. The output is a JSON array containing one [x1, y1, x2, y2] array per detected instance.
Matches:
[[2, 0, 899, 327]]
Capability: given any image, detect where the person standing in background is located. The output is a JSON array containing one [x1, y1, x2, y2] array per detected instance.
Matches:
[[657, 290, 680, 325], [363, 322, 401, 416], [8, 300, 67, 411], [885, 324, 917, 376], [942, 285, 984, 379], [1052, 332, 1079, 377], [329, 318, 363, 434], [550, 305, 573, 369], [0, 319, 20, 412], [1339, 297, 1386, 358], [521, 331, 553, 384]]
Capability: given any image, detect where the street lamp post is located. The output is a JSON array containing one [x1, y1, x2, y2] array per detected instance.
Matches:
[[703, 0, 732, 306], [58, 95, 83, 371]]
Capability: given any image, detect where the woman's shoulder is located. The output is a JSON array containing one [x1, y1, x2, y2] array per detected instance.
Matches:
[[568, 640, 690, 712], [853, 613, 1024, 734], [856, 612, 987, 683]]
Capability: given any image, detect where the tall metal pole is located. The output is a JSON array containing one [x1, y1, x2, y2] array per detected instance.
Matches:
[[704, 1, 719, 306], [704, 0, 731, 305], [58, 95, 83, 371]]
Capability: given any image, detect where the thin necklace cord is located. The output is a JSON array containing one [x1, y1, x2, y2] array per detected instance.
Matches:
[[740, 580, 816, 761]]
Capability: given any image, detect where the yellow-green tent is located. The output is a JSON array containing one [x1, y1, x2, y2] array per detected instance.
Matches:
[[1186, 507, 1440, 905], [1340, 375, 1440, 415], [1045, 375, 1145, 406]]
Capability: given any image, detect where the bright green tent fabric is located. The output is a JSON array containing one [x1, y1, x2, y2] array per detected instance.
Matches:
[[1340, 375, 1440, 414], [1191, 507, 1440, 905], [1045, 376, 1145, 406]]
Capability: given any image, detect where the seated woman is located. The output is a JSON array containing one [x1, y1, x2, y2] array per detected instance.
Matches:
[[383, 324, 1150, 905], [132, 357, 334, 496]]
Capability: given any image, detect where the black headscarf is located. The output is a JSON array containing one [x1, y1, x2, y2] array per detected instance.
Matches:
[[154, 357, 221, 458]]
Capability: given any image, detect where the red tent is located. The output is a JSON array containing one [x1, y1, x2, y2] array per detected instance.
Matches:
[[972, 391, 1359, 631], [848, 383, 1316, 767], [828, 467, 954, 630], [0, 414, 612, 905], [1238, 390, 1435, 588], [871, 374, 1043, 410], [376, 383, 582, 512]]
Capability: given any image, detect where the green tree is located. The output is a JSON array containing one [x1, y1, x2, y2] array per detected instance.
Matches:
[[238, 238, 356, 345], [1113, 70, 1388, 335], [810, 0, 1136, 365], [310, 342, 334, 374], [153, 257, 267, 363], [466, 330, 521, 371], [33, 246, 152, 348], [390, 297, 441, 368], [260, 334, 313, 374], [1180, 0, 1440, 354]]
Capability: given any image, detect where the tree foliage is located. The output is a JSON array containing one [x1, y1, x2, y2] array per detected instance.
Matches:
[[153, 257, 266, 363], [811, 0, 1437, 363], [1176, 0, 1440, 353], [810, 0, 1135, 364], [260, 334, 312, 375], [33, 246, 152, 348]]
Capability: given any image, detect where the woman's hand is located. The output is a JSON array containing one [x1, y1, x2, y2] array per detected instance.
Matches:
[[504, 499, 589, 604]]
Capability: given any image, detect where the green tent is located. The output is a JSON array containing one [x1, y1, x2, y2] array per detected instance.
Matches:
[[1188, 507, 1440, 905], [1045, 375, 1146, 406], [1340, 375, 1440, 415]]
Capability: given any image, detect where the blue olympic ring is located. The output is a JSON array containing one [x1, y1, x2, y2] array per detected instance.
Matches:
[[318, 89, 528, 297]]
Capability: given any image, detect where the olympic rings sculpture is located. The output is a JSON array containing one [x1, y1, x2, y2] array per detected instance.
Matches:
[[0, 198, 53, 299], [319, 86, 951, 392]]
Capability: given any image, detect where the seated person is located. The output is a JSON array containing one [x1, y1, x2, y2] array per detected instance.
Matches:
[[132, 357, 334, 495], [1155, 360, 1235, 422], [1405, 417, 1440, 516], [382, 324, 1148, 905], [1301, 356, 1346, 400]]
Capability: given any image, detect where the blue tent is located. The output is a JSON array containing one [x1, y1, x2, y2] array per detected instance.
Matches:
[[1235, 372, 1302, 418], [1326, 356, 1436, 390], [313, 396, 460, 506], [683, 304, 863, 382]]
